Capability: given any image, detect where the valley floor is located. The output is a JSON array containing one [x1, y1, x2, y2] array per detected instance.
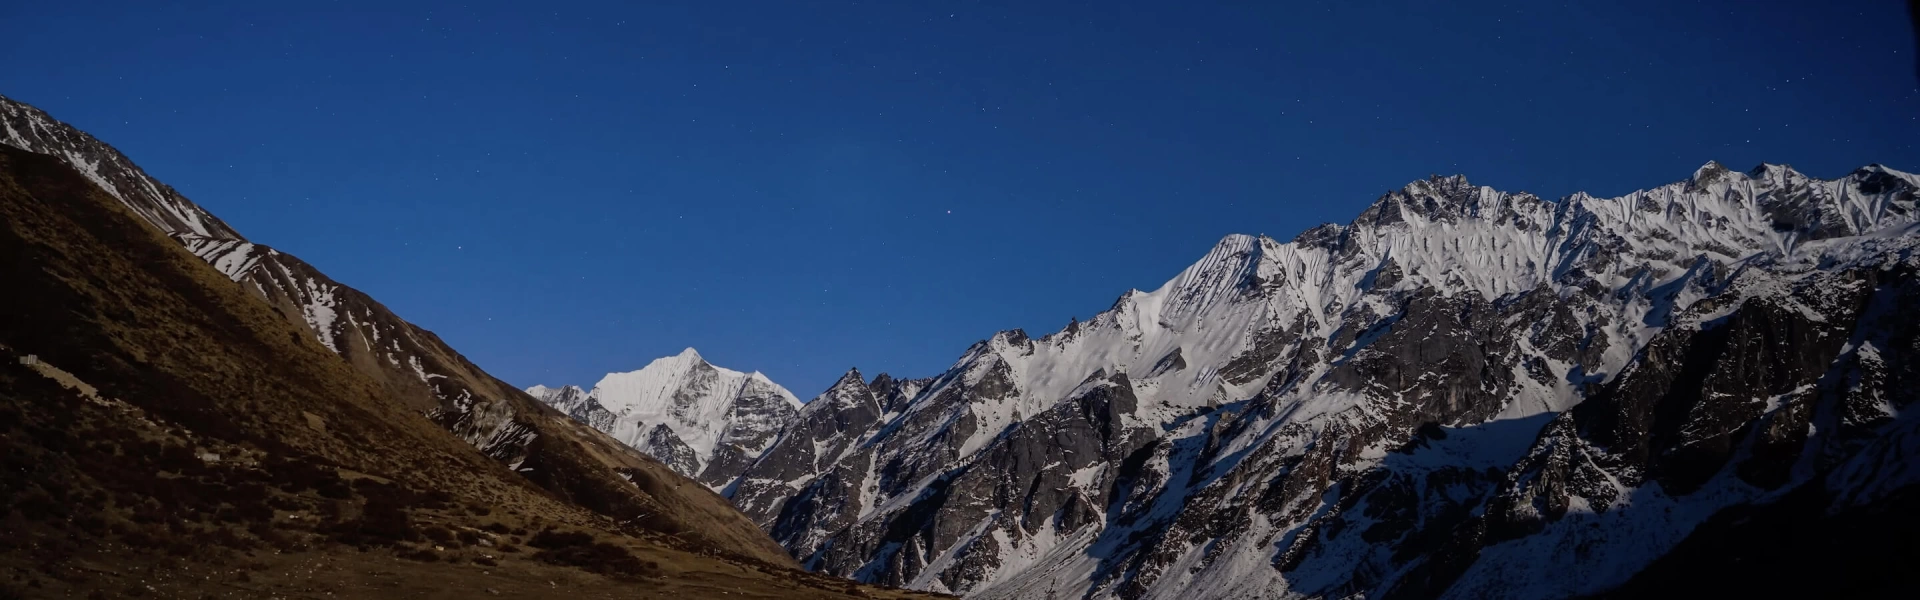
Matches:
[[0, 546, 940, 600]]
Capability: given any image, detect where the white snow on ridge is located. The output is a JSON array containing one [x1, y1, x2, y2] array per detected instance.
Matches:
[[180, 236, 263, 281], [542, 348, 801, 475], [825, 162, 1920, 598], [297, 274, 342, 353], [0, 94, 232, 240], [907, 164, 1920, 450]]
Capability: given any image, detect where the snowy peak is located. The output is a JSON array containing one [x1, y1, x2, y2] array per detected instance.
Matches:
[[527, 349, 801, 487], [527, 384, 586, 401], [807, 368, 879, 413], [985, 329, 1033, 353], [527, 384, 591, 411], [600, 347, 798, 407], [1156, 233, 1266, 322], [618, 347, 710, 386], [1289, 222, 1347, 251], [829, 367, 868, 392], [1746, 161, 1797, 181], [1692, 159, 1733, 185]]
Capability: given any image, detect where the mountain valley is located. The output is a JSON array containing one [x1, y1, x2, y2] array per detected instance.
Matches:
[[5, 89, 1917, 599]]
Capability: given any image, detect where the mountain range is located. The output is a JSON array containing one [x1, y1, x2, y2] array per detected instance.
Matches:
[[531, 159, 1920, 597], [5, 88, 1915, 598]]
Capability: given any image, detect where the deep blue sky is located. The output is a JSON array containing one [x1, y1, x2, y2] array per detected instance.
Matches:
[[3, 1, 1915, 397]]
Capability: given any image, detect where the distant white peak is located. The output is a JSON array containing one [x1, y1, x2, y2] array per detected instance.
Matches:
[[1290, 223, 1347, 249], [742, 370, 803, 410], [637, 347, 706, 373], [1849, 164, 1920, 188], [1144, 233, 1270, 326], [746, 369, 779, 386], [526, 384, 586, 397], [601, 348, 800, 409], [1105, 289, 1149, 311], [584, 348, 800, 465], [804, 369, 874, 409], [986, 330, 1034, 353], [1405, 173, 1475, 193], [1692, 160, 1732, 184], [832, 367, 866, 386], [1213, 232, 1259, 250]]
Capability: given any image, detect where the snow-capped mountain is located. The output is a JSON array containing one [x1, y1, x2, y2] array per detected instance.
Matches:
[[527, 348, 801, 487], [683, 162, 1919, 598]]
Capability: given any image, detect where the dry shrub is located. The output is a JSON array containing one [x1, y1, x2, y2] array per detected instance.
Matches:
[[421, 525, 455, 544], [328, 494, 419, 546], [527, 530, 655, 578], [528, 530, 594, 549]]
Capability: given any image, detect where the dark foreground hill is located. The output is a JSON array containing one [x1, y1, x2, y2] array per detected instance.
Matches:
[[0, 144, 943, 599], [0, 91, 820, 570]]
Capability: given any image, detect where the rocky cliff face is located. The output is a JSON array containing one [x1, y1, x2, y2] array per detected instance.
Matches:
[[579, 161, 1919, 598]]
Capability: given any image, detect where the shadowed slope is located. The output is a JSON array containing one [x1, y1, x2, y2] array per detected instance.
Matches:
[[0, 92, 792, 567], [0, 144, 944, 599]]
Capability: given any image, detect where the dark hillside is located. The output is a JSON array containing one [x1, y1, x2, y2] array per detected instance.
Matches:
[[0, 145, 945, 600]]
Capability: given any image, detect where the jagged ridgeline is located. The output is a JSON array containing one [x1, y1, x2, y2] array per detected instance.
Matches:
[[0, 95, 947, 599], [535, 162, 1920, 597]]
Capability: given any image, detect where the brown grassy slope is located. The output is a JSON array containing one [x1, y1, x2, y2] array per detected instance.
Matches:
[[0, 152, 489, 499], [231, 244, 797, 565], [5, 91, 790, 565], [0, 145, 947, 599]]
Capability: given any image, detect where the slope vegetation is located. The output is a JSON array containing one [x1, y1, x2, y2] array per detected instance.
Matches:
[[0, 134, 938, 599], [0, 91, 818, 566]]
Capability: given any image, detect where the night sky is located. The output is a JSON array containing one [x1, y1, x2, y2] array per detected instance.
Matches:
[[2, 0, 1915, 397]]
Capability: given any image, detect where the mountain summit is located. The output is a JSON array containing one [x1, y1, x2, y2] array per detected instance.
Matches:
[[529, 349, 801, 486]]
